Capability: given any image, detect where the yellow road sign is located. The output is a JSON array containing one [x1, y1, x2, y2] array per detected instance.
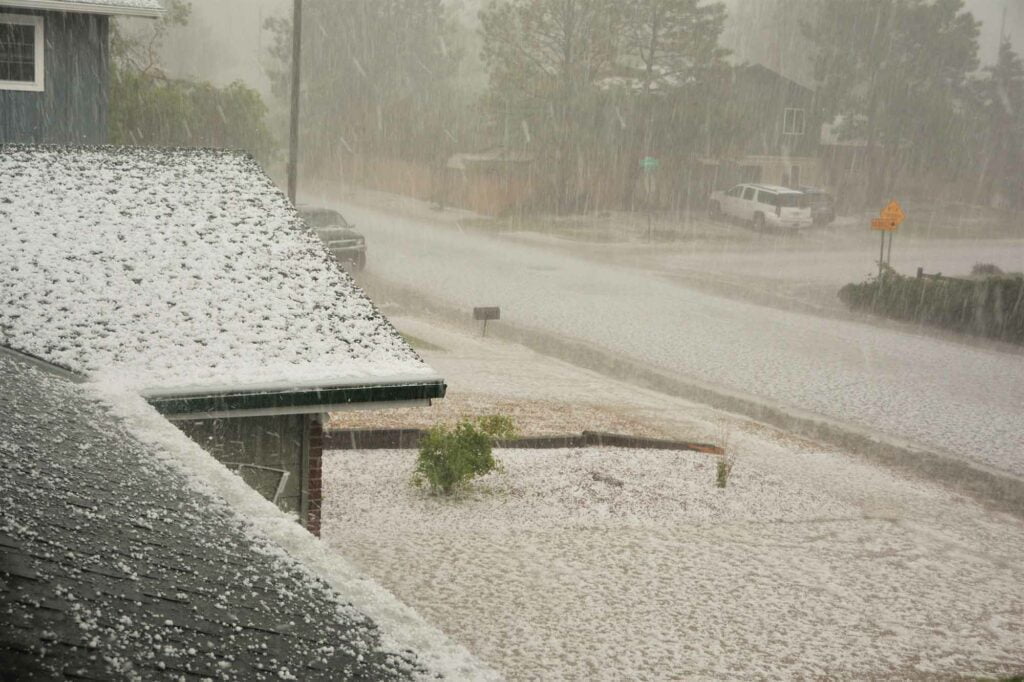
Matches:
[[880, 200, 905, 225], [871, 200, 905, 231]]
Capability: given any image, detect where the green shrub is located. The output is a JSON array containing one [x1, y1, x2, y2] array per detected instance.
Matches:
[[715, 422, 734, 489], [412, 416, 517, 496], [972, 262, 1004, 277], [716, 458, 733, 489], [838, 266, 1024, 344]]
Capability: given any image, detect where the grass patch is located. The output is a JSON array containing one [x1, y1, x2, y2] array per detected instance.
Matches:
[[400, 333, 444, 352]]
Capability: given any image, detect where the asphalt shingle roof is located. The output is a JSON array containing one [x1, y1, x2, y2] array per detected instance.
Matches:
[[0, 349, 422, 680], [0, 145, 439, 398]]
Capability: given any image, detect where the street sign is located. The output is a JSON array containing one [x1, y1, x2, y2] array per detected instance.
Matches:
[[872, 199, 905, 231], [473, 306, 500, 337], [870, 200, 905, 275], [473, 307, 500, 321], [871, 201, 904, 231], [881, 199, 905, 224], [640, 156, 659, 173]]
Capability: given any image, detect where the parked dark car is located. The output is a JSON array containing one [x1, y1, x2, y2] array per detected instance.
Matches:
[[297, 206, 366, 271], [797, 187, 836, 226]]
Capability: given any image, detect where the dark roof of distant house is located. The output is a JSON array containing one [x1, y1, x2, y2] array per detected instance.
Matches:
[[0, 0, 163, 17], [0, 348, 423, 680], [733, 62, 815, 93], [446, 148, 534, 170], [0, 145, 444, 416]]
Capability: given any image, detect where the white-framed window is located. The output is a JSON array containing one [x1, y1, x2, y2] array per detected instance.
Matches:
[[783, 107, 805, 136], [0, 14, 44, 92]]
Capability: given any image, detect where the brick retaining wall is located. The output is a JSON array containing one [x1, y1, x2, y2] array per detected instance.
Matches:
[[323, 428, 723, 455]]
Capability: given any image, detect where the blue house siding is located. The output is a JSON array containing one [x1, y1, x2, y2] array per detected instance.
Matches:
[[0, 10, 108, 144]]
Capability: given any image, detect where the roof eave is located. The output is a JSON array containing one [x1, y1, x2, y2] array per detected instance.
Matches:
[[0, 0, 164, 17], [0, 345, 85, 383], [147, 380, 448, 418]]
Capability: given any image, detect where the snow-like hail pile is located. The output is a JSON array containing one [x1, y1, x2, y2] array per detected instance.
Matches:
[[0, 146, 435, 393], [323, 447, 1024, 679]]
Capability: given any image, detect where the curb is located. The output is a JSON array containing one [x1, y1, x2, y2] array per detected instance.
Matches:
[[360, 273, 1024, 520]]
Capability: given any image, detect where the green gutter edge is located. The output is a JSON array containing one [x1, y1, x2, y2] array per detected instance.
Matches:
[[147, 381, 447, 416]]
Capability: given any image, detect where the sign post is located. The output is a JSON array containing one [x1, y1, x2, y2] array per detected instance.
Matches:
[[640, 156, 659, 242], [870, 200, 905, 276], [473, 306, 500, 337]]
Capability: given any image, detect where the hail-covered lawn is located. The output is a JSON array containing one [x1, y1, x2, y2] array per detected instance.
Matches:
[[322, 316, 1024, 680], [323, 445, 1024, 680], [0, 146, 433, 394]]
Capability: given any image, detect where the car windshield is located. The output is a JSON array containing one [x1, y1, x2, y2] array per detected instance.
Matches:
[[300, 209, 348, 228]]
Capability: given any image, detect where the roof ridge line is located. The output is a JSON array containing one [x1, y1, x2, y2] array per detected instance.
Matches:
[[0, 345, 85, 382]]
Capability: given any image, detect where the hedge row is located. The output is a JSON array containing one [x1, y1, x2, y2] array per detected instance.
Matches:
[[838, 268, 1024, 344]]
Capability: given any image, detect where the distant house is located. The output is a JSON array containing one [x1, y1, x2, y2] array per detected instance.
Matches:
[[819, 115, 869, 200], [0, 145, 446, 535], [0, 0, 162, 144], [704, 63, 824, 194], [443, 147, 535, 216]]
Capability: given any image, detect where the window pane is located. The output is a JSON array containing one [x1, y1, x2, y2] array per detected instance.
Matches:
[[0, 22, 35, 83], [758, 191, 775, 205], [776, 193, 807, 208], [743, 187, 756, 200]]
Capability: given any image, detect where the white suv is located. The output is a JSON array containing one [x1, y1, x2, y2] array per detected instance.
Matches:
[[709, 184, 813, 231]]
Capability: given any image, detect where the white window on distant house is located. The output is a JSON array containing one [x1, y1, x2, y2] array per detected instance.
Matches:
[[0, 14, 44, 92], [783, 108, 805, 136]]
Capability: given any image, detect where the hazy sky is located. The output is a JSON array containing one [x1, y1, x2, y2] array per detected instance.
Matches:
[[157, 0, 287, 94], [158, 0, 1022, 97], [967, 0, 1024, 63]]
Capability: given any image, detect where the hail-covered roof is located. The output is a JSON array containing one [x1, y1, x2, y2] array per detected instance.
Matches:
[[0, 349, 423, 680], [0, 0, 164, 17], [0, 145, 438, 398]]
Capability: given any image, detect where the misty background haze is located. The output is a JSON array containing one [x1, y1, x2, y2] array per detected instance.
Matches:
[[148, 0, 1023, 108], [155, 0, 1023, 91]]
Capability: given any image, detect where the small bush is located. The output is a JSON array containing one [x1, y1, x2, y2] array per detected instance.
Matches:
[[716, 458, 733, 489], [412, 416, 517, 496], [838, 266, 1024, 344], [971, 262, 1004, 277], [715, 422, 734, 489]]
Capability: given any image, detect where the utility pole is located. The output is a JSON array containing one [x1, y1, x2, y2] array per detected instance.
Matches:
[[1000, 2, 1007, 45], [287, 0, 303, 204]]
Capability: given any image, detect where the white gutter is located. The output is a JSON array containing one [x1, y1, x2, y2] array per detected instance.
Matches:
[[0, 0, 164, 17], [164, 399, 433, 422], [138, 372, 445, 400]]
